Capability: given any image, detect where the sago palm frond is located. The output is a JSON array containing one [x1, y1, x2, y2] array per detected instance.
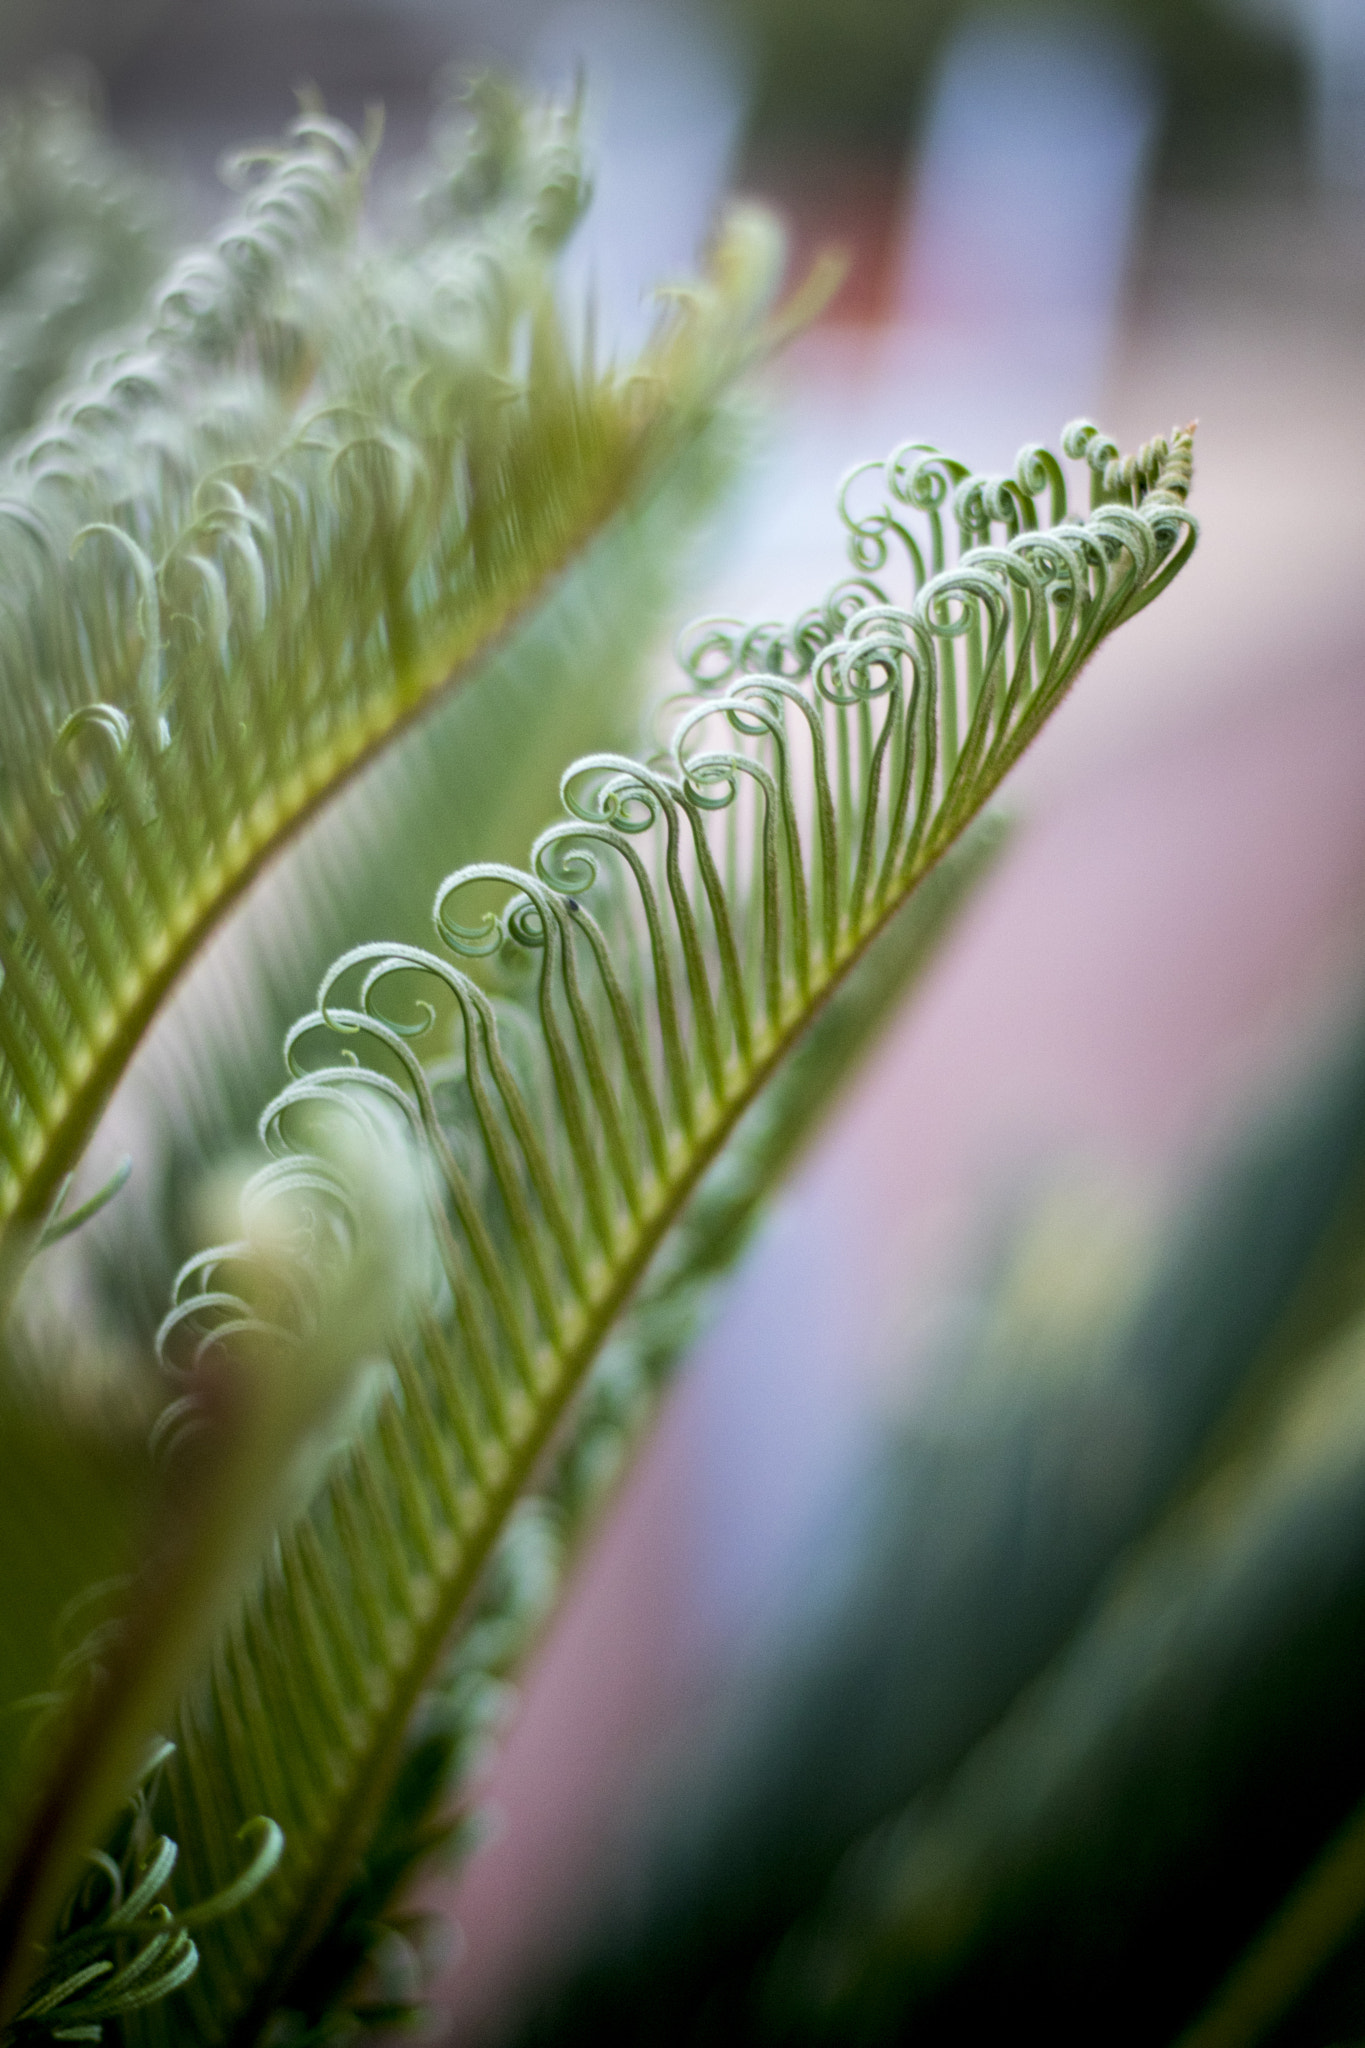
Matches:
[[135, 418, 1195, 2044], [0, 75, 783, 1275], [263, 817, 1007, 2041], [82, 410, 749, 1354]]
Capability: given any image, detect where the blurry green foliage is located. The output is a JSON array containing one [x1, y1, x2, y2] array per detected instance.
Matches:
[[500, 1004, 1365, 2048], [0, 73, 169, 445]]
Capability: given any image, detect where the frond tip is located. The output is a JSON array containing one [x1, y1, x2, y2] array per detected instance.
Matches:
[[147, 418, 1195, 2046]]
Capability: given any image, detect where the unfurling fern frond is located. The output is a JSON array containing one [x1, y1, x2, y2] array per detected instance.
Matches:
[[0, 76, 783, 1273], [140, 421, 1195, 2044], [265, 821, 1008, 2042]]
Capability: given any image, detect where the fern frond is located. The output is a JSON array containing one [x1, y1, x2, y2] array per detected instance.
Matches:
[[265, 822, 1007, 2039], [140, 421, 1195, 2044], [82, 406, 749, 1352], [0, 80, 782, 1273]]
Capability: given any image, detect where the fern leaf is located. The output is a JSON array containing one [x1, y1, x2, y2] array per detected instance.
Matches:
[[266, 821, 1008, 2038], [133, 419, 1195, 2044], [0, 80, 782, 1274], [82, 407, 749, 1353]]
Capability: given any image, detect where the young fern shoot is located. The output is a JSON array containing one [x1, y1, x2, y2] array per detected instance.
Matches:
[[143, 419, 1196, 2045]]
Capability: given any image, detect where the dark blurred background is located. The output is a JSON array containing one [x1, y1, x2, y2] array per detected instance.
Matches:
[[0, 0, 1323, 192], [6, 3, 1364, 2037]]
